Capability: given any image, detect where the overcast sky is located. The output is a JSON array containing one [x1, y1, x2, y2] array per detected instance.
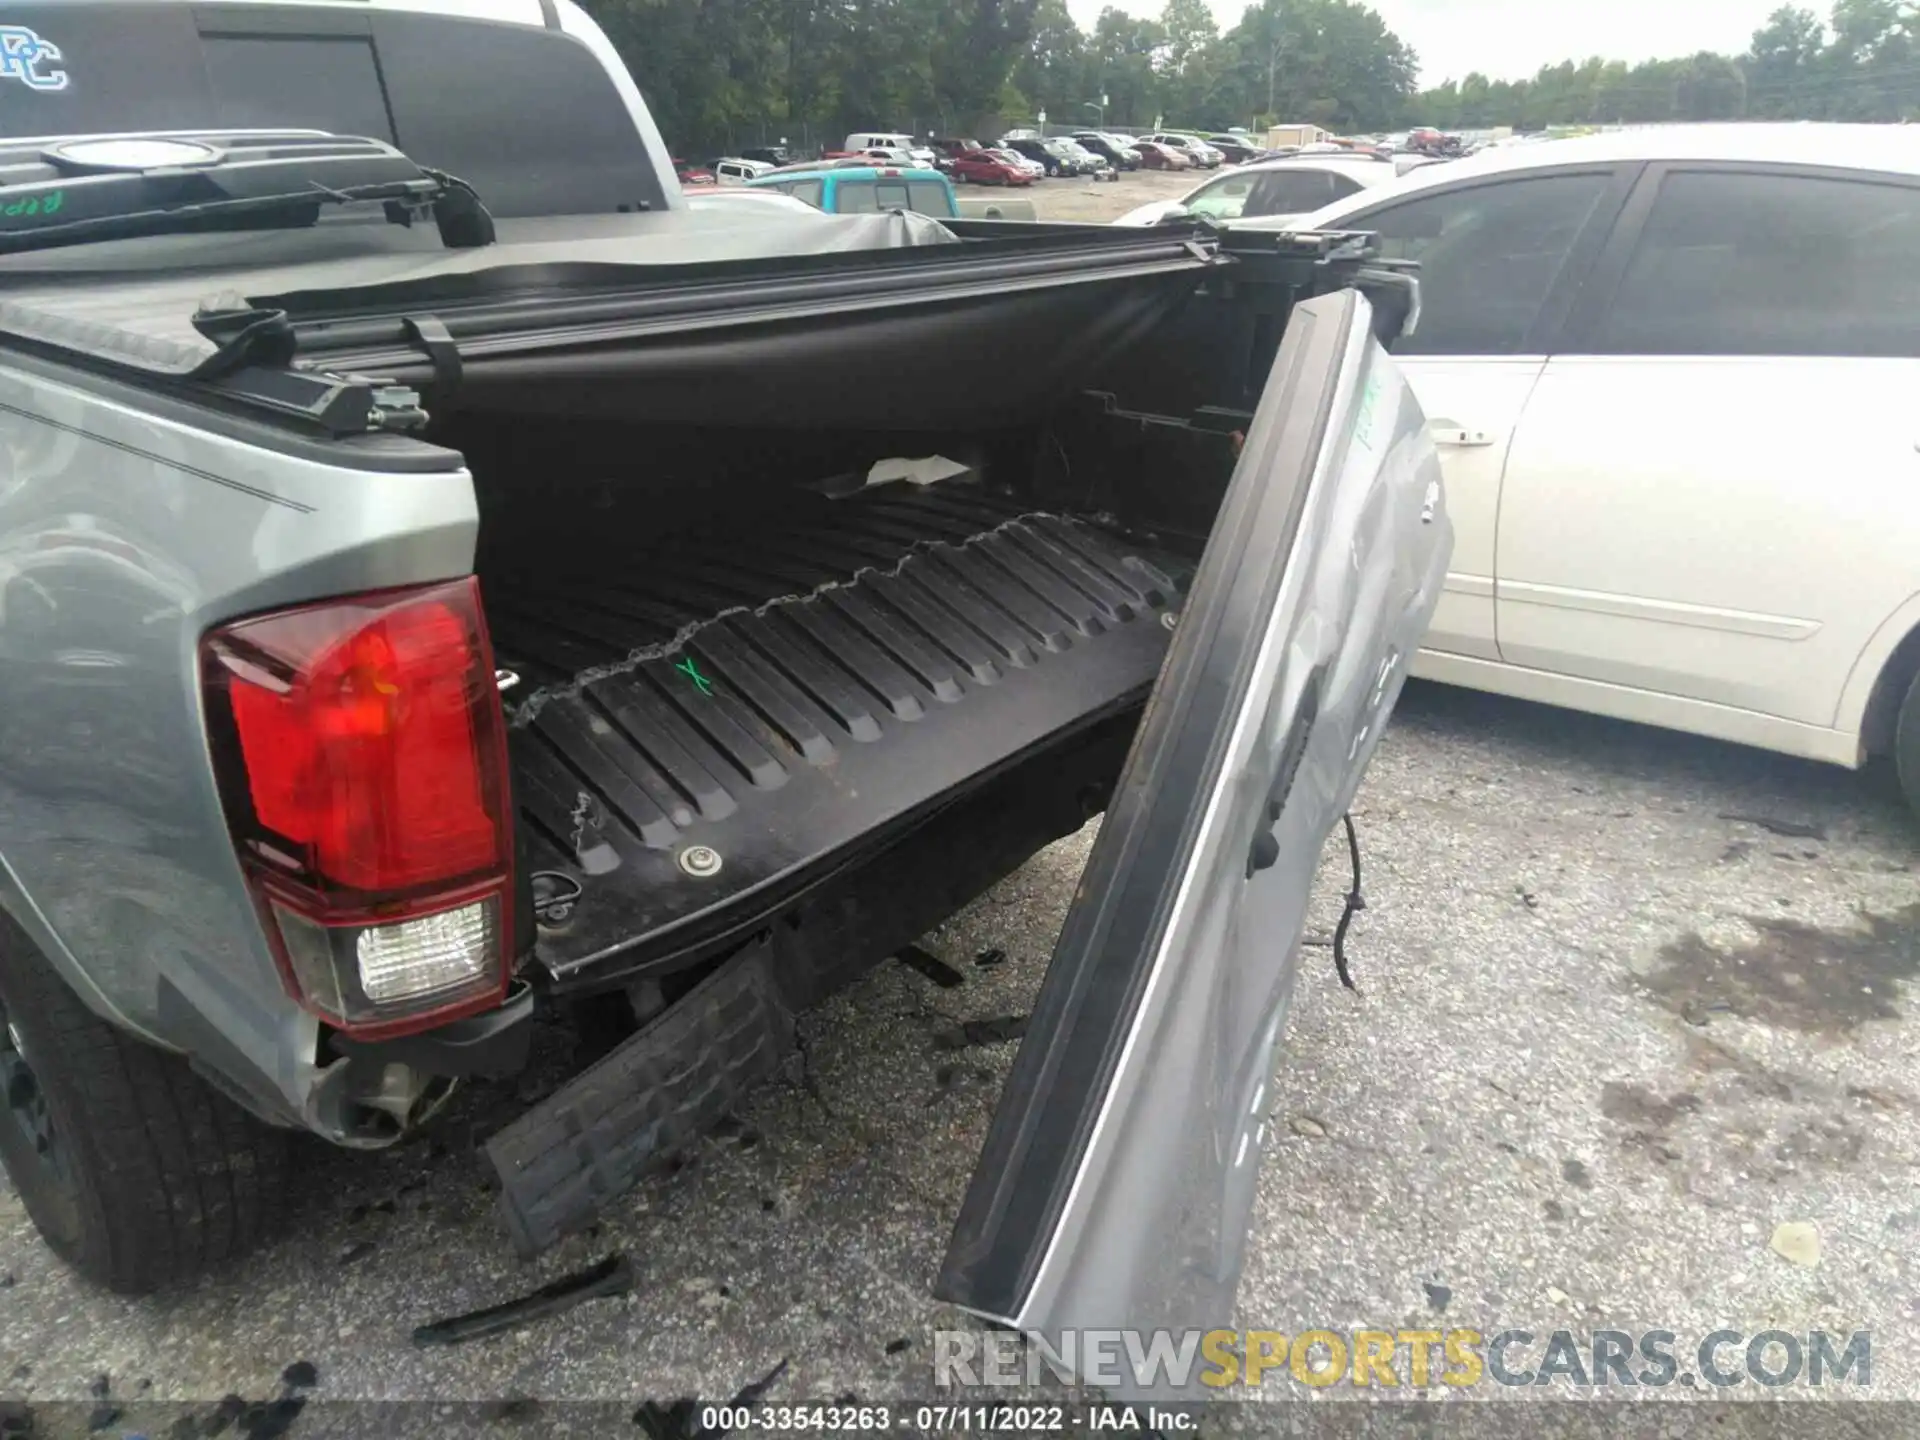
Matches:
[[1061, 0, 1782, 85]]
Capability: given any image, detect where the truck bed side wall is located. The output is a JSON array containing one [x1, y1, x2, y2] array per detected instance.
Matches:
[[0, 357, 475, 1119]]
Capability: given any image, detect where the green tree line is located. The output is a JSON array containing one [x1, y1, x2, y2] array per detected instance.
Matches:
[[577, 0, 1920, 155], [1414, 2, 1920, 128], [579, 0, 1416, 152]]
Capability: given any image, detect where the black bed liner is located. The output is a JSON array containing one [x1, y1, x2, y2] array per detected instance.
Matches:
[[488, 486, 1185, 986]]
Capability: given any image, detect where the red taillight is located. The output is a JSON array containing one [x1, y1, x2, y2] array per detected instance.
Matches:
[[202, 578, 515, 1038]]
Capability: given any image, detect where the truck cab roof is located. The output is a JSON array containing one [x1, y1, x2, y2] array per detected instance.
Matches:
[[745, 166, 956, 218]]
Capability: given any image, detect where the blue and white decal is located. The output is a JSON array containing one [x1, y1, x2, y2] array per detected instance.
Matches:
[[0, 26, 68, 91]]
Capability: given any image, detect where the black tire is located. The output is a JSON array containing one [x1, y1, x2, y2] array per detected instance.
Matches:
[[1894, 667, 1920, 818], [0, 924, 291, 1293]]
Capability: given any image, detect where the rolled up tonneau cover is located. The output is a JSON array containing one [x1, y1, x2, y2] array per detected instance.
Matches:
[[0, 209, 1221, 433]]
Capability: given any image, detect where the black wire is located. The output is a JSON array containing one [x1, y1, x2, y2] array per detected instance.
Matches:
[[1330, 812, 1366, 993]]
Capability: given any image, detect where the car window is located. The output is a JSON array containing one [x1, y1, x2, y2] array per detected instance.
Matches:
[[875, 181, 912, 210], [908, 180, 954, 216], [201, 35, 395, 142], [1359, 171, 1613, 356], [1187, 173, 1259, 220], [1246, 169, 1358, 217], [1590, 169, 1920, 358], [373, 14, 670, 217], [836, 180, 879, 213], [788, 179, 824, 208]]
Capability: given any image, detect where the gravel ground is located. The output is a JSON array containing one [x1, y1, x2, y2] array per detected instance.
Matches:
[[3, 679, 1916, 1436], [1004, 167, 1195, 223]]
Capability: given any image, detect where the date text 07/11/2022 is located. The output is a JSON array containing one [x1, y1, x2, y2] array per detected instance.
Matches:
[[695, 1404, 1190, 1432]]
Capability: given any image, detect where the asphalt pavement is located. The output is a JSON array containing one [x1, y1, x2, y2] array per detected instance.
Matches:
[[3, 680, 1916, 1436]]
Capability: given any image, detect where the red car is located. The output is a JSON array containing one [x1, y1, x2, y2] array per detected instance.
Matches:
[[948, 150, 1034, 186], [1130, 140, 1191, 171], [931, 137, 984, 177], [673, 157, 716, 186]]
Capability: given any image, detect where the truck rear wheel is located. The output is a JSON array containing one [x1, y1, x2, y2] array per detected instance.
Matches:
[[0, 925, 290, 1293]]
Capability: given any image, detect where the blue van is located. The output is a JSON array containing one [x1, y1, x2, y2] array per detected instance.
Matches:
[[746, 165, 958, 219]]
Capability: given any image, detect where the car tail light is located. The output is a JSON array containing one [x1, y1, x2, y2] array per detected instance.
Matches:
[[201, 578, 515, 1038]]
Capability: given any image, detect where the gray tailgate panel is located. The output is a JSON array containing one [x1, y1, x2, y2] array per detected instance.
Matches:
[[935, 289, 1450, 1394]]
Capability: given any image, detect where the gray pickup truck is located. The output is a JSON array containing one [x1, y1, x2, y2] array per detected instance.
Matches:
[[0, 0, 1447, 1364]]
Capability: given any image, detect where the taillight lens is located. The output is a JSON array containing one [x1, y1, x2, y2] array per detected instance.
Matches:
[[202, 579, 515, 1037]]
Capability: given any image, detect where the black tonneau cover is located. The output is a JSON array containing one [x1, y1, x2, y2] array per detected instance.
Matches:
[[0, 205, 964, 376], [0, 209, 1223, 434]]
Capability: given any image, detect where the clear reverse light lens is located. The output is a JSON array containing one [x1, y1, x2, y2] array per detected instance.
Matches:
[[356, 900, 496, 1004]]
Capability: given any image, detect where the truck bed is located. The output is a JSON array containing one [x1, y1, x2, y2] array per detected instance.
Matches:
[[486, 485, 1185, 983]]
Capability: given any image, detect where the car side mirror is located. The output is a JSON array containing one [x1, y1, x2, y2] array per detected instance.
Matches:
[[1154, 204, 1193, 225]]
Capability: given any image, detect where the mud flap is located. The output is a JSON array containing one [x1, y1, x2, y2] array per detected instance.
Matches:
[[486, 941, 794, 1256]]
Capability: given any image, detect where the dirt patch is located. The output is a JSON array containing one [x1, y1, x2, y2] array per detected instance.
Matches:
[[1598, 1083, 1700, 1164], [1774, 1118, 1864, 1168], [1026, 169, 1193, 224], [1635, 905, 1920, 1036], [1682, 1034, 1802, 1101], [1666, 1035, 1905, 1180], [1600, 1083, 1701, 1131]]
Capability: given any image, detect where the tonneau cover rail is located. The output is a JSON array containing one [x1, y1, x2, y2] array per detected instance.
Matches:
[[0, 221, 1397, 438]]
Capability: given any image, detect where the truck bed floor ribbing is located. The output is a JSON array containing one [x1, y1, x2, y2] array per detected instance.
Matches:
[[485, 486, 1182, 982]]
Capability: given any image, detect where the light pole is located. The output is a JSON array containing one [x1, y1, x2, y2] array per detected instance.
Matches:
[[1084, 94, 1107, 129]]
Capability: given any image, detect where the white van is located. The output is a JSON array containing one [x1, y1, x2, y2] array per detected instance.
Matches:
[[713, 157, 775, 185], [844, 131, 936, 167]]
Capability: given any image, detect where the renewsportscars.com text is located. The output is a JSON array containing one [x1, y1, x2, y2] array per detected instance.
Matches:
[[933, 1328, 1872, 1390]]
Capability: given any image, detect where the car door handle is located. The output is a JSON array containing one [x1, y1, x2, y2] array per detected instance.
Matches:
[[1428, 422, 1496, 448]]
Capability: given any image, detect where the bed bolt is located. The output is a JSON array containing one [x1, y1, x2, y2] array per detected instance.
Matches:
[[677, 845, 724, 879], [1161, 611, 1179, 631]]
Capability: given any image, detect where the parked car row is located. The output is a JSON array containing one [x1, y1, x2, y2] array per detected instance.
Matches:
[[927, 135, 1116, 183], [679, 127, 1308, 192]]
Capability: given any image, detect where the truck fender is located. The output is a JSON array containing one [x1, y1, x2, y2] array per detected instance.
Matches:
[[0, 850, 171, 1048]]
